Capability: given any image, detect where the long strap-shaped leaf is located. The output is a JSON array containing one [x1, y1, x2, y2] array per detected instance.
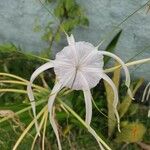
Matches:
[[100, 73, 120, 132], [27, 61, 54, 135], [98, 51, 133, 99]]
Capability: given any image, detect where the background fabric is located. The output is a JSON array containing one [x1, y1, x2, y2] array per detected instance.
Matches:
[[0, 0, 149, 79]]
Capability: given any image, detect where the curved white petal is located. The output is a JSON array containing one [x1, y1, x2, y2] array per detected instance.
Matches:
[[48, 72, 76, 150], [141, 82, 150, 118], [80, 72, 92, 125], [100, 73, 120, 132], [27, 61, 54, 135], [146, 82, 150, 101], [48, 82, 62, 150], [83, 89, 92, 124], [148, 110, 150, 118], [142, 82, 150, 102], [67, 34, 75, 46], [146, 87, 150, 101], [98, 51, 134, 99]]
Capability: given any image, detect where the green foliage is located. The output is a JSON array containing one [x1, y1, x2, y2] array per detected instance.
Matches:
[[0, 43, 18, 52], [0, 45, 43, 77], [41, 22, 54, 42], [39, 0, 89, 57], [104, 62, 121, 137], [104, 30, 122, 64], [0, 51, 149, 149], [119, 78, 144, 118]]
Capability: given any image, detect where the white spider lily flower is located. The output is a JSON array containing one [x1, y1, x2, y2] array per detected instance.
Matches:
[[27, 34, 133, 150], [141, 82, 150, 117]]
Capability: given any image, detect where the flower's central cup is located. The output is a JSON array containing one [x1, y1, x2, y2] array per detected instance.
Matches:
[[54, 41, 104, 90]]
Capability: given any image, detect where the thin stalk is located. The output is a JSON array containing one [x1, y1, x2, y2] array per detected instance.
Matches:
[[0, 89, 27, 94], [17, 51, 50, 62], [0, 80, 42, 92], [92, 99, 113, 121], [0, 73, 27, 82], [0, 80, 27, 86], [42, 110, 48, 150], [104, 58, 150, 73], [13, 106, 47, 150], [0, 84, 73, 124], [31, 108, 48, 150], [0, 73, 47, 91]]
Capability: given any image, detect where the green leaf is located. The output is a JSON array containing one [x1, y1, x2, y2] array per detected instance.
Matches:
[[33, 25, 41, 32], [62, 19, 76, 32], [104, 30, 122, 64], [0, 43, 48, 63], [0, 43, 18, 52], [65, 0, 74, 11], [54, 3, 64, 18], [119, 78, 144, 118], [80, 17, 89, 26], [42, 30, 53, 42], [104, 61, 121, 137], [54, 32, 61, 42]]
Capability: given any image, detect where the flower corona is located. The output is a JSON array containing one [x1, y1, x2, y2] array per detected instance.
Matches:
[[27, 34, 133, 150]]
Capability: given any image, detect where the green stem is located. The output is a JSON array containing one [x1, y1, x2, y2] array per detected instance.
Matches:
[[48, 19, 63, 55], [13, 106, 47, 150], [0, 99, 48, 124], [59, 99, 112, 150], [31, 108, 48, 150], [104, 58, 150, 73], [0, 89, 27, 94], [0, 73, 48, 91]]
